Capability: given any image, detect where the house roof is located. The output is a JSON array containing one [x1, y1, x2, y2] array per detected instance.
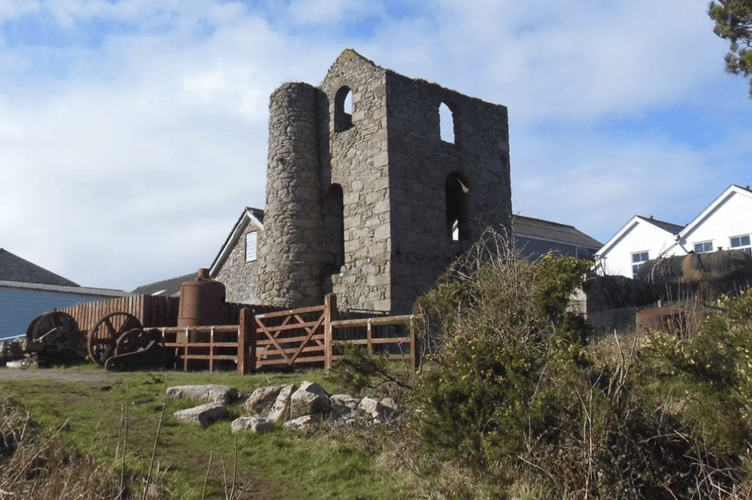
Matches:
[[596, 215, 685, 257], [635, 215, 685, 235], [677, 184, 752, 241], [209, 207, 264, 277], [0, 248, 80, 287], [0, 279, 129, 297], [131, 272, 195, 297], [512, 215, 602, 250]]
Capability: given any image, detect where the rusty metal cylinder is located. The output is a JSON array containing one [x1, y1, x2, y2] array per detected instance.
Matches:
[[177, 269, 226, 330]]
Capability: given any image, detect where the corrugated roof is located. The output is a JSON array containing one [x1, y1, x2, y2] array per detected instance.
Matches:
[[512, 215, 602, 249], [0, 248, 79, 287]]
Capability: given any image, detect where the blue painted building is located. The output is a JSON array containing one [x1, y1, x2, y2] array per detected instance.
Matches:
[[0, 249, 129, 339]]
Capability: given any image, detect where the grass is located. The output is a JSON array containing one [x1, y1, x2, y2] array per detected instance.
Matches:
[[0, 363, 418, 500]]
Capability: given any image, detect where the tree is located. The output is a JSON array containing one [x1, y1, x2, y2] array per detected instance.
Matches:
[[709, 0, 752, 97]]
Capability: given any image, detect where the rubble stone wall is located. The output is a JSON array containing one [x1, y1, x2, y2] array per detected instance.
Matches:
[[256, 50, 512, 314]]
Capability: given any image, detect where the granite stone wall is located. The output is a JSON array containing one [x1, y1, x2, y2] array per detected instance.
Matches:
[[215, 226, 261, 304], [254, 49, 512, 314]]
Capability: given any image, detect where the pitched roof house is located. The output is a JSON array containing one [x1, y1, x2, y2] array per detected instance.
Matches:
[[512, 215, 602, 261], [0, 249, 129, 339], [595, 184, 752, 278]]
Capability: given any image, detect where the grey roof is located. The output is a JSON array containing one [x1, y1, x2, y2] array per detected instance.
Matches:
[[131, 272, 195, 297], [0, 279, 129, 297], [0, 248, 79, 287], [635, 215, 685, 235], [512, 215, 602, 249]]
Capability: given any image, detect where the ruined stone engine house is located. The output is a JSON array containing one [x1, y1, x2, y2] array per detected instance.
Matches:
[[255, 49, 512, 314]]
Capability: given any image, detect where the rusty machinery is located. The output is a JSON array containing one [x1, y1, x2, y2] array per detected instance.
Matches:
[[87, 312, 172, 371], [2, 311, 172, 371]]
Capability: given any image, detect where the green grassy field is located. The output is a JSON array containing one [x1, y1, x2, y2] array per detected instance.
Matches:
[[0, 364, 417, 500]]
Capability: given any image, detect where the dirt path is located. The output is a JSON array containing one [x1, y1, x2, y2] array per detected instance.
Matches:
[[0, 366, 120, 383]]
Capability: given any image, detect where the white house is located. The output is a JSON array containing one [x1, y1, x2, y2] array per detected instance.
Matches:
[[595, 184, 752, 278]]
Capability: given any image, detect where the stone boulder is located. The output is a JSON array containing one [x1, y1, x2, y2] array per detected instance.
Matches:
[[283, 415, 315, 431], [267, 384, 297, 422], [174, 403, 227, 428], [244, 385, 285, 415], [166, 385, 239, 404], [231, 415, 275, 434], [288, 381, 330, 420]]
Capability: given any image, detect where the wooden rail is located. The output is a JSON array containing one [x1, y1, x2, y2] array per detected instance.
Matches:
[[67, 294, 419, 375]]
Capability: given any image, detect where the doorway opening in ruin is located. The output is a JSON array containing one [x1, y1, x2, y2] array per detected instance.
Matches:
[[324, 183, 345, 272], [446, 173, 469, 241]]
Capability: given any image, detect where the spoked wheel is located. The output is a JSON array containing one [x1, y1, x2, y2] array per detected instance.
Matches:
[[26, 311, 80, 343], [88, 312, 142, 367]]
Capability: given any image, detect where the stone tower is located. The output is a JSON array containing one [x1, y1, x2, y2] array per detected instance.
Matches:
[[257, 50, 512, 314]]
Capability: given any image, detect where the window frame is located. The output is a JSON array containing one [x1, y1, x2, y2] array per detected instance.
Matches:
[[694, 241, 713, 254], [631, 251, 649, 278], [730, 234, 752, 255], [245, 231, 258, 262]]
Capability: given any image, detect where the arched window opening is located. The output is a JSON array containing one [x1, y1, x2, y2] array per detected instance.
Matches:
[[439, 102, 455, 143], [334, 86, 353, 132], [446, 173, 469, 241], [324, 184, 345, 271]]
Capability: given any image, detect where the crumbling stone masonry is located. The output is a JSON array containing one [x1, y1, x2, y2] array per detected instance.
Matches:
[[256, 49, 512, 314]]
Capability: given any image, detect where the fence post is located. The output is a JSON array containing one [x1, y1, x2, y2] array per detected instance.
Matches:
[[324, 294, 337, 370], [238, 308, 255, 375]]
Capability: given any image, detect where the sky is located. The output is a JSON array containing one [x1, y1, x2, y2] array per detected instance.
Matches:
[[1, 0, 750, 292]]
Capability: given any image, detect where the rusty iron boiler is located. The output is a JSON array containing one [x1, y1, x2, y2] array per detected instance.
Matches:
[[177, 269, 227, 342]]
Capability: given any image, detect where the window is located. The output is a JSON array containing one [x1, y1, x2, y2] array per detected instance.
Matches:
[[632, 251, 649, 278], [694, 241, 713, 254], [730, 234, 752, 254], [439, 102, 455, 143], [245, 231, 257, 262], [334, 86, 353, 132], [446, 173, 469, 241]]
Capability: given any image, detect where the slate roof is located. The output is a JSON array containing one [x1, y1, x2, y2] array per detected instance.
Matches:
[[512, 215, 602, 249], [131, 272, 195, 297], [0, 248, 79, 287], [635, 215, 685, 235]]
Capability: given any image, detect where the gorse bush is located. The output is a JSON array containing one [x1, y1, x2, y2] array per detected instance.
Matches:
[[410, 231, 752, 499], [413, 231, 593, 468]]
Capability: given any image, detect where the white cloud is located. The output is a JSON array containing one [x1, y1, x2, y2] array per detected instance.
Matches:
[[0, 0, 749, 291]]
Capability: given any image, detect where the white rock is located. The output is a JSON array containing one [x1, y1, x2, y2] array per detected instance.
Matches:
[[231, 415, 275, 434], [288, 381, 330, 419], [165, 385, 238, 404], [267, 384, 297, 422], [173, 403, 227, 427], [283, 415, 315, 430]]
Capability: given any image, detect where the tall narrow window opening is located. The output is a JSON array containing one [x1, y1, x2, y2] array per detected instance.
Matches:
[[446, 173, 469, 241], [245, 231, 257, 262], [334, 86, 353, 132], [324, 184, 345, 271], [439, 102, 455, 143]]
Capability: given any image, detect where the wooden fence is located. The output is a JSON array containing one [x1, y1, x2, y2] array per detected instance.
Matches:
[[56, 296, 256, 332], [150, 294, 420, 374], [57, 294, 420, 374]]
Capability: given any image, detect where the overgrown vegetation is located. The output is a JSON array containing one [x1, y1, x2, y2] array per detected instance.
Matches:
[[8, 232, 752, 499], [407, 230, 752, 499]]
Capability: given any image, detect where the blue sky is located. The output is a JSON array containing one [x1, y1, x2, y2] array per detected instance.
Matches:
[[1, 0, 750, 291]]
